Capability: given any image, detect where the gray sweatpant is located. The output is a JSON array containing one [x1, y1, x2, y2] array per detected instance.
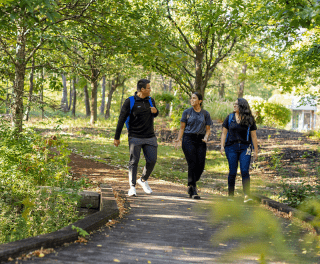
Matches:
[[128, 137, 158, 187]]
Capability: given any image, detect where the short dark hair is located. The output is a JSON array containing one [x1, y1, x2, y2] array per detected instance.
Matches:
[[137, 79, 150, 91]]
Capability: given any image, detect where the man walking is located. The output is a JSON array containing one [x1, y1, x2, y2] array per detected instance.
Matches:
[[114, 79, 159, 196]]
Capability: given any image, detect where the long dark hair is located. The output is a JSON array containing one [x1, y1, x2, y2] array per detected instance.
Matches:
[[193, 92, 203, 107], [237, 98, 255, 126]]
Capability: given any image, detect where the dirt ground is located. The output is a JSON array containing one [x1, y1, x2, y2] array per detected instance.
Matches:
[[68, 120, 320, 202]]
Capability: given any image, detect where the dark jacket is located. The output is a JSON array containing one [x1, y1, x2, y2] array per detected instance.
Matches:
[[114, 93, 159, 140]]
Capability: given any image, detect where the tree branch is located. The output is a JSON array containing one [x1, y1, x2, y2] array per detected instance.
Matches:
[[0, 37, 17, 66], [166, 0, 196, 54]]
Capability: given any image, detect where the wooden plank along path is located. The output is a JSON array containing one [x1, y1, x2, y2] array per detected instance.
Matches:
[[13, 190, 255, 264]]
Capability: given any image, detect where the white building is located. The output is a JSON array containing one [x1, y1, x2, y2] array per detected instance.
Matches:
[[268, 94, 319, 131], [288, 96, 318, 131]]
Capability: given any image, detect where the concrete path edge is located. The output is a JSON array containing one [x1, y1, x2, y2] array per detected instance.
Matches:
[[0, 184, 119, 263], [252, 193, 320, 234]]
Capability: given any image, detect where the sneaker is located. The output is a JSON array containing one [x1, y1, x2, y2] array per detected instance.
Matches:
[[192, 187, 200, 199], [137, 178, 152, 194], [244, 195, 253, 203], [128, 186, 137, 197]]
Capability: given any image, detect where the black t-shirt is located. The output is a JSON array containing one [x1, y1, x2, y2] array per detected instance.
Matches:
[[222, 113, 257, 146]]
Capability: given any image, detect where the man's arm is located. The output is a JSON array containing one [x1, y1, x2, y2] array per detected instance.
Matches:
[[114, 98, 130, 141]]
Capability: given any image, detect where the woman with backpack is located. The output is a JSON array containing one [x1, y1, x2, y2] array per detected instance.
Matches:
[[174, 92, 212, 199], [220, 98, 258, 203]]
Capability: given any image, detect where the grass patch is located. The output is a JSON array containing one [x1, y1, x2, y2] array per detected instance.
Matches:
[[60, 129, 230, 190]]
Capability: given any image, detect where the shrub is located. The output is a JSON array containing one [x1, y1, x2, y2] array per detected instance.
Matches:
[[280, 181, 314, 208], [204, 94, 233, 122], [152, 92, 175, 117], [262, 102, 291, 128], [244, 95, 265, 124], [169, 93, 190, 129], [0, 121, 84, 244]]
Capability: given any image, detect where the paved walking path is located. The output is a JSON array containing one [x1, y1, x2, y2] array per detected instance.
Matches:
[[13, 179, 260, 264], [7, 153, 319, 264]]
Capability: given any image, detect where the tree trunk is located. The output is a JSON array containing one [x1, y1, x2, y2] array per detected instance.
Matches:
[[61, 74, 68, 111], [219, 83, 225, 99], [160, 75, 167, 91], [105, 76, 122, 119], [165, 78, 172, 115], [84, 84, 91, 117], [72, 77, 77, 117], [41, 68, 44, 119], [100, 75, 106, 115], [194, 43, 205, 98], [311, 110, 315, 130], [68, 76, 72, 111], [90, 79, 98, 125], [25, 56, 35, 121], [6, 81, 11, 114], [120, 83, 125, 110], [238, 63, 247, 98], [12, 26, 27, 133], [105, 80, 113, 119]]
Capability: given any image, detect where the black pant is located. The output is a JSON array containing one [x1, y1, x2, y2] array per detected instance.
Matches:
[[182, 134, 207, 187], [128, 137, 158, 187]]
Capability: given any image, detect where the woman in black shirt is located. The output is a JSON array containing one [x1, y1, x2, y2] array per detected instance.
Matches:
[[174, 92, 212, 199], [220, 98, 258, 203]]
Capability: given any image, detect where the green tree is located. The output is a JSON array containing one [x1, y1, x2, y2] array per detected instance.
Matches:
[[128, 0, 264, 99], [0, 0, 94, 132], [247, 0, 320, 98]]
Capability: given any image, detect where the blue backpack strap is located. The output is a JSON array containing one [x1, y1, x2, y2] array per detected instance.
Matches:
[[225, 113, 234, 144], [125, 96, 135, 130], [148, 97, 153, 107], [149, 97, 155, 119]]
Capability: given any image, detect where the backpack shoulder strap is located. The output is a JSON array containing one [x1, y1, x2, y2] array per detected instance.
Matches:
[[228, 113, 234, 126], [148, 97, 154, 107], [129, 96, 135, 112], [125, 96, 135, 130], [225, 113, 234, 144]]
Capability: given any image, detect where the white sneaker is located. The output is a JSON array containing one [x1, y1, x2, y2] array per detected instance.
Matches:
[[244, 195, 253, 203], [137, 178, 153, 194], [128, 186, 137, 196]]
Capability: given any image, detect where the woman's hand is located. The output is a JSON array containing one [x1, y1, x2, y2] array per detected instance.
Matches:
[[220, 146, 225, 156], [202, 136, 208, 143], [253, 150, 258, 162], [173, 139, 181, 149]]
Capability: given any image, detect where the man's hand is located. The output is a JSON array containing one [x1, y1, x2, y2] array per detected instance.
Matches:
[[114, 139, 120, 147], [150, 107, 157, 114]]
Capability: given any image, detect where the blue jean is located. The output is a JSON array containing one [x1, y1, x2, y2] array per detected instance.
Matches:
[[225, 143, 252, 196], [182, 134, 207, 187]]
